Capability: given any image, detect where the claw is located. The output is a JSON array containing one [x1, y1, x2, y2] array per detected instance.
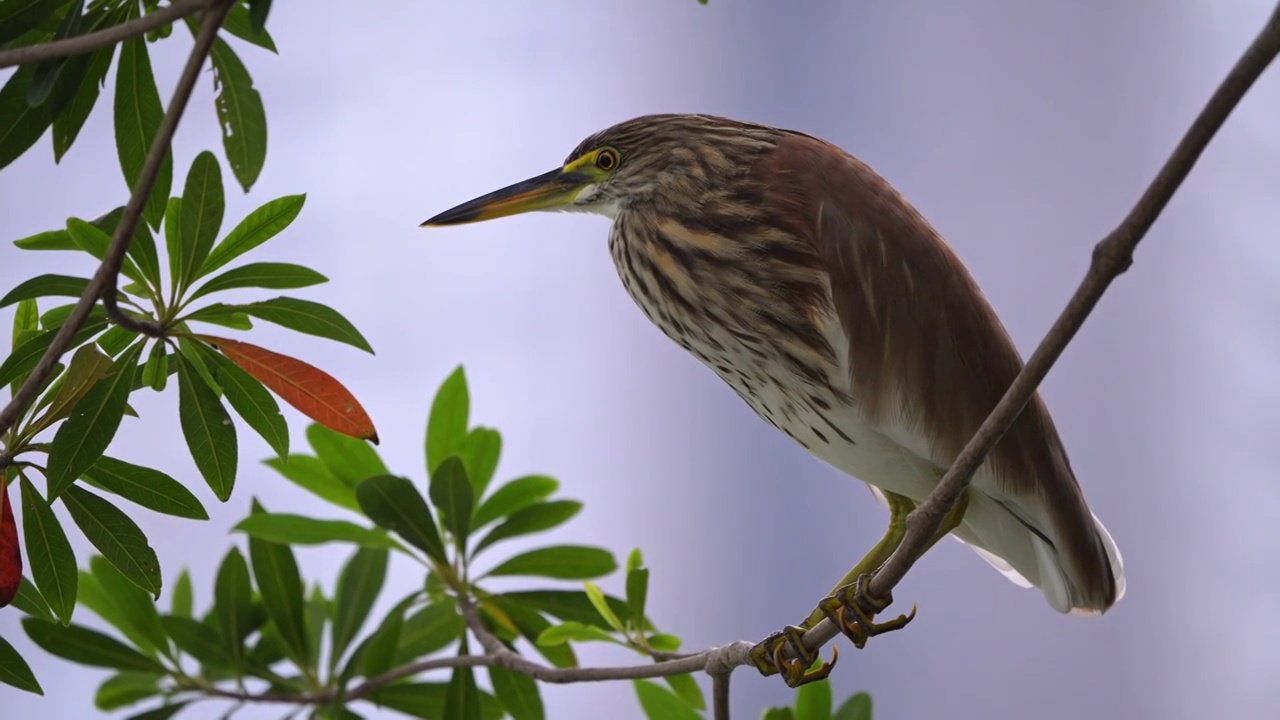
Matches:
[[749, 626, 838, 687], [819, 573, 916, 649]]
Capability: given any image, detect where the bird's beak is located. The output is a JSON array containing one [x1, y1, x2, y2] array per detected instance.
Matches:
[[421, 167, 592, 226]]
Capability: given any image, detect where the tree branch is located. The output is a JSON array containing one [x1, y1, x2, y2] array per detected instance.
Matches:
[[0, 0, 213, 70], [0, 0, 236, 438]]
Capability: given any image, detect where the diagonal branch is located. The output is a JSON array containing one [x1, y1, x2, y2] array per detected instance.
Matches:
[[0, 0, 212, 70], [0, 0, 236, 439]]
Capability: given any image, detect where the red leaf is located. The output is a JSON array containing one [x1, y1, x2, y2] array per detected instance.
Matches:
[[197, 335, 379, 444], [0, 470, 20, 607]]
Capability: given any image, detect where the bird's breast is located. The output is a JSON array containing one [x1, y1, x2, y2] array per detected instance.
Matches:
[[607, 216, 931, 497]]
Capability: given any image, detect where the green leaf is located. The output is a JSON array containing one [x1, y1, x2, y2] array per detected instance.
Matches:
[[124, 701, 191, 720], [834, 692, 873, 720], [0, 633, 42, 694], [51, 13, 117, 161], [83, 456, 207, 520], [0, 0, 62, 45], [96, 325, 138, 358], [305, 584, 328, 671], [490, 666, 544, 720], [95, 325, 138, 358], [62, 486, 161, 597], [0, 274, 90, 307], [473, 500, 581, 555], [75, 570, 151, 654], [534, 621, 618, 646], [161, 615, 235, 668], [12, 228, 74, 251], [12, 296, 38, 341], [209, 37, 267, 192], [202, 346, 288, 458], [306, 423, 386, 486], [140, 340, 167, 391], [583, 581, 624, 633], [263, 454, 357, 511], [665, 673, 706, 712], [634, 680, 701, 720], [0, 65, 53, 170], [64, 217, 146, 285], [213, 547, 252, 669], [87, 554, 169, 657], [91, 206, 162, 293], [627, 567, 649, 630], [394, 599, 464, 664], [0, 312, 107, 389], [170, 570, 193, 617], [45, 341, 142, 498], [472, 475, 557, 529], [764, 709, 798, 720], [202, 193, 305, 275], [430, 456, 473, 551], [488, 598, 575, 669], [95, 671, 161, 711], [234, 513, 402, 550], [20, 478, 77, 624], [22, 617, 164, 672], [487, 546, 616, 580], [184, 303, 253, 329], [221, 1, 277, 52], [426, 366, 468, 474], [176, 351, 238, 501], [457, 427, 501, 499], [113, 36, 171, 229], [238, 297, 373, 353], [174, 151, 225, 293], [646, 633, 681, 652], [247, 503, 309, 666], [499, 590, 636, 633], [26, 0, 83, 108], [10, 576, 55, 623], [795, 667, 833, 719], [188, 262, 327, 302], [28, 344, 110, 433], [331, 546, 387, 667], [247, 0, 271, 32], [444, 637, 483, 720], [356, 475, 447, 564], [359, 599, 406, 677]]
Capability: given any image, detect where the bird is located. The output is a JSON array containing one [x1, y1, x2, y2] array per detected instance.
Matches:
[[422, 113, 1126, 686]]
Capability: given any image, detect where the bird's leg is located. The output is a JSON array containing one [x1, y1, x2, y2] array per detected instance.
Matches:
[[748, 489, 970, 687], [817, 489, 970, 649], [748, 491, 915, 686]]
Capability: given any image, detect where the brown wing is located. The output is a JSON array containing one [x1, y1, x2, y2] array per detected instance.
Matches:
[[753, 132, 1118, 611]]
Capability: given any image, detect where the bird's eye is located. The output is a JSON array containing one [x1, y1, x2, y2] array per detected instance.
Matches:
[[595, 148, 619, 171]]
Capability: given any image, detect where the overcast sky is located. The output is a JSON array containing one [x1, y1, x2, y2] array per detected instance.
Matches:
[[3, 1, 1280, 718]]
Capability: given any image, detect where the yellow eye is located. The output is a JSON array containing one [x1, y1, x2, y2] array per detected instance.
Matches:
[[595, 148, 619, 171]]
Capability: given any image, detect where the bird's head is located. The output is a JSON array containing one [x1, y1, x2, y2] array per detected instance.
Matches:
[[421, 114, 781, 227]]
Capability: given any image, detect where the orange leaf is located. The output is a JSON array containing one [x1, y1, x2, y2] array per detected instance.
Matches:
[[0, 470, 20, 607], [197, 335, 379, 444]]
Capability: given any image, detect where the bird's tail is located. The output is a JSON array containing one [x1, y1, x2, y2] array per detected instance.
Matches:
[[953, 490, 1125, 615]]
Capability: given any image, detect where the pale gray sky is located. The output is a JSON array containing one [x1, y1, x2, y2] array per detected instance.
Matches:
[[2, 1, 1279, 718]]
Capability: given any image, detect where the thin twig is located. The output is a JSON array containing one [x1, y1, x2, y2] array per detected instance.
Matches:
[[101, 285, 166, 337], [712, 673, 732, 720], [0, 0, 236, 438], [0, 0, 212, 70]]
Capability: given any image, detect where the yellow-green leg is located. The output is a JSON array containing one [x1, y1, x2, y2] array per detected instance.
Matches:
[[749, 488, 970, 687]]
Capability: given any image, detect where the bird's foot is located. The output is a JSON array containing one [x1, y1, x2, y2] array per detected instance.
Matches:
[[749, 624, 839, 688], [818, 573, 916, 649]]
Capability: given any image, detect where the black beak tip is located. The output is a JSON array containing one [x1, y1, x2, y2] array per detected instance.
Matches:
[[420, 207, 472, 227]]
